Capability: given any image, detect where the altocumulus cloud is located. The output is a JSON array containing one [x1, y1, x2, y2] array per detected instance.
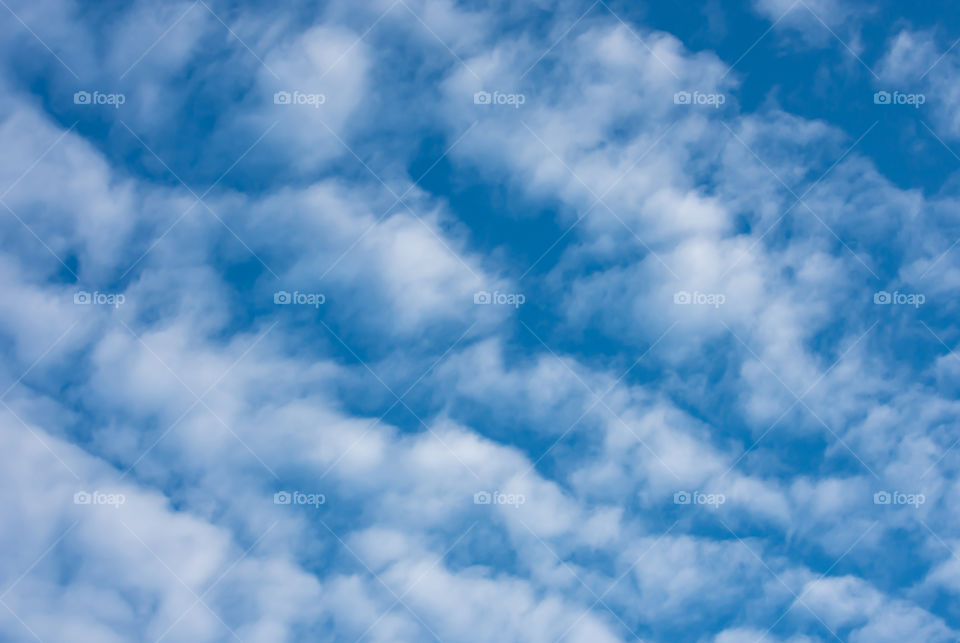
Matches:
[[0, 0, 959, 641]]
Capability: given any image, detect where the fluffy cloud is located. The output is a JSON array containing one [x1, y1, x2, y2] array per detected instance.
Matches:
[[0, 0, 957, 641]]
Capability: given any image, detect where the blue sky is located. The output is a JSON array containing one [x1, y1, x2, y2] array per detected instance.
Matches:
[[1, 0, 959, 641]]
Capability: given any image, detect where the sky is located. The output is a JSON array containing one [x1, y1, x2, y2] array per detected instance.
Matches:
[[1, 0, 959, 641]]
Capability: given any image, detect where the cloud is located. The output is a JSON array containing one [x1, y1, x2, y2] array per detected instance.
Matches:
[[1, 0, 958, 640]]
